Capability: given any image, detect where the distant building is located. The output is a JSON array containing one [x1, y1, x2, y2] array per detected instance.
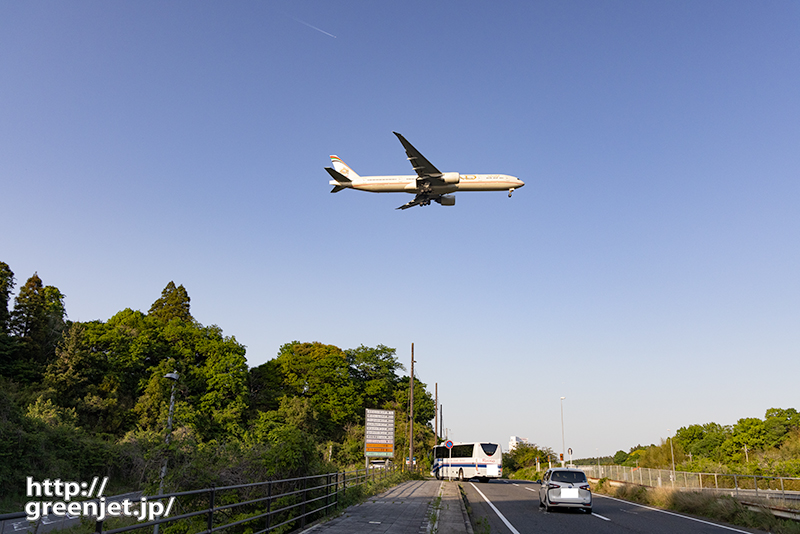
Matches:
[[509, 436, 529, 451]]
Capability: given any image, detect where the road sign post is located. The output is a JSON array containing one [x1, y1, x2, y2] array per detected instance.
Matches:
[[365, 409, 395, 468], [445, 440, 453, 481]]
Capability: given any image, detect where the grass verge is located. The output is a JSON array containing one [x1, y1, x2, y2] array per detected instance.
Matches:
[[592, 478, 800, 534]]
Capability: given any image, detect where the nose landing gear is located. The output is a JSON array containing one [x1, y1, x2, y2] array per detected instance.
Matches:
[[508, 188, 515, 198]]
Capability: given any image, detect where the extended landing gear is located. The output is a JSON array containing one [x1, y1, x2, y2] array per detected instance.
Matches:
[[508, 188, 515, 198]]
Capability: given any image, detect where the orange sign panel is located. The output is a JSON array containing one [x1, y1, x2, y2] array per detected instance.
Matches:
[[365, 444, 394, 452]]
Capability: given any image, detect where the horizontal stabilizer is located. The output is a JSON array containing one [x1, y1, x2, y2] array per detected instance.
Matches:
[[331, 185, 345, 193], [325, 167, 351, 182]]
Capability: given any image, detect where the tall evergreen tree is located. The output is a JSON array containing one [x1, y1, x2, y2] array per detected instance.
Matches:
[[8, 273, 66, 380], [0, 262, 18, 377], [148, 282, 193, 324], [0, 261, 13, 333]]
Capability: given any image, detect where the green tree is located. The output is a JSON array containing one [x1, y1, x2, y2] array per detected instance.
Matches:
[[613, 450, 630, 465], [148, 282, 193, 324], [7, 273, 66, 381], [43, 310, 175, 436], [394, 375, 435, 426], [134, 322, 248, 442], [504, 443, 553, 472], [248, 359, 284, 414], [638, 439, 686, 468], [0, 261, 13, 333], [346, 344, 403, 410], [764, 408, 800, 449], [720, 417, 767, 461], [44, 322, 120, 433], [274, 342, 360, 439], [0, 262, 20, 377]]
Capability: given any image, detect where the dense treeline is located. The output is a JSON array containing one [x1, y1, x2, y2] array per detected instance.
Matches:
[[604, 409, 800, 477], [0, 261, 436, 510], [503, 442, 556, 480]]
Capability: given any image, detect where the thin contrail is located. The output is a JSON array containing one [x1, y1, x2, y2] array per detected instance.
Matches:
[[285, 14, 337, 38]]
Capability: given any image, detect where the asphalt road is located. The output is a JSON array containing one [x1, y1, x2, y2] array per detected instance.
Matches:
[[461, 479, 768, 534]]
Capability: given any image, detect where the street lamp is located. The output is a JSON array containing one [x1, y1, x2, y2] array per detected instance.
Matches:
[[560, 396, 566, 468], [154, 371, 179, 534]]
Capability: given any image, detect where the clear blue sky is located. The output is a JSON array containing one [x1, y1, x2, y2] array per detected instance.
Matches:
[[2, 1, 798, 458]]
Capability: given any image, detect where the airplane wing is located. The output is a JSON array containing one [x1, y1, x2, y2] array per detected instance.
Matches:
[[396, 193, 456, 210], [396, 195, 431, 210], [393, 132, 443, 179]]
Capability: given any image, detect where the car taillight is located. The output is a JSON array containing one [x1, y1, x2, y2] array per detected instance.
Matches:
[[548, 483, 560, 489], [580, 484, 590, 490]]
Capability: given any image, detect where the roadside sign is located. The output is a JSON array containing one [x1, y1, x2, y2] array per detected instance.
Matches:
[[445, 440, 453, 449], [365, 409, 395, 458]]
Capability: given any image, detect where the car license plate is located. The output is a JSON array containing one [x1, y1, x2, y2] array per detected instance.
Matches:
[[561, 488, 579, 498]]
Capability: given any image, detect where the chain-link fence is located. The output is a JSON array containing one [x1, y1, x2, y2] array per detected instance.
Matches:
[[576, 464, 800, 501]]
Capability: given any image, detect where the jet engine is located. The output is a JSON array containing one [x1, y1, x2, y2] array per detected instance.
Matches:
[[434, 195, 456, 206], [441, 172, 460, 184]]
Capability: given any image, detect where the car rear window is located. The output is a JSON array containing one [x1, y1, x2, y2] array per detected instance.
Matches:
[[480, 444, 498, 456], [551, 471, 587, 483]]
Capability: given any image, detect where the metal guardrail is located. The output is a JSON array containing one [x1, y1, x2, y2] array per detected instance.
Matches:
[[578, 464, 800, 501], [1, 465, 408, 534]]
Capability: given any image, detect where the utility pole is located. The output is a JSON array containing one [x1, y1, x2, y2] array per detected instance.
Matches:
[[434, 382, 438, 442], [154, 371, 179, 534], [668, 428, 676, 488], [409, 343, 415, 470], [560, 396, 566, 467]]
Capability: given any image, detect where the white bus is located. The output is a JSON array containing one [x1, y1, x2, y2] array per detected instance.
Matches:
[[430, 442, 503, 482]]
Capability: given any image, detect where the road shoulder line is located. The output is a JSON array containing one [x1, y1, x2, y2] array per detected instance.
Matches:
[[468, 482, 520, 534], [595, 493, 753, 533]]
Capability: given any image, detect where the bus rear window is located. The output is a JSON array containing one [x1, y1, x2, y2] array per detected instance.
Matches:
[[481, 443, 497, 456], [480, 444, 498, 456]]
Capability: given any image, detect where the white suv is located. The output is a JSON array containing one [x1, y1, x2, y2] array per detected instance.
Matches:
[[538, 468, 592, 513]]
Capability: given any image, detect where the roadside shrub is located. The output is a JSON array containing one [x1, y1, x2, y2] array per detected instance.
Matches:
[[614, 483, 649, 504]]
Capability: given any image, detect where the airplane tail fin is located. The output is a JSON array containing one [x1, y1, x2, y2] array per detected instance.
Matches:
[[330, 155, 360, 180]]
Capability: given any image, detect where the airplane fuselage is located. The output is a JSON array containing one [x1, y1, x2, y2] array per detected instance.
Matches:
[[329, 174, 523, 195]]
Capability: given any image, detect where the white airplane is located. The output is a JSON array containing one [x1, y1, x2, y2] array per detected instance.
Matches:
[[325, 132, 524, 210]]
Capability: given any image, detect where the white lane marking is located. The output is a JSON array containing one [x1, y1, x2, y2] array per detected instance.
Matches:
[[429, 480, 445, 534], [524, 487, 537, 492], [469, 482, 521, 534], [595, 494, 752, 533]]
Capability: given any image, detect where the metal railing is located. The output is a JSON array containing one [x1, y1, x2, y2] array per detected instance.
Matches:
[[577, 464, 800, 501], [1, 465, 405, 534]]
